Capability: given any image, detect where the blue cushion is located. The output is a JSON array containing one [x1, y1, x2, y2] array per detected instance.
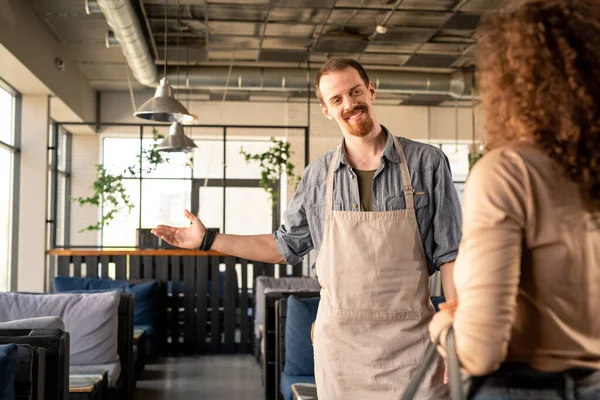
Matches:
[[283, 296, 319, 376], [53, 277, 159, 328], [0, 344, 18, 400], [280, 372, 315, 400], [129, 281, 159, 327], [430, 296, 446, 312], [54, 276, 127, 292]]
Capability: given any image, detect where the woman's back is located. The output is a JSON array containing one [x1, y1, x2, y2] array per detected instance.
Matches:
[[453, 143, 600, 374]]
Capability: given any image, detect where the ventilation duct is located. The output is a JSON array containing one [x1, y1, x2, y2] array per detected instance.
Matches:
[[166, 67, 474, 98], [96, 0, 157, 86]]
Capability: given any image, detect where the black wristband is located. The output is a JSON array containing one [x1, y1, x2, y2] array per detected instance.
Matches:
[[205, 229, 217, 251], [198, 230, 209, 251]]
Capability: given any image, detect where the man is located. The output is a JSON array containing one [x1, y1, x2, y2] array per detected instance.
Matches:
[[152, 58, 461, 399]]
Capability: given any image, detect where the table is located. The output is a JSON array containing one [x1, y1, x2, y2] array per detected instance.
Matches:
[[69, 370, 108, 400], [291, 383, 318, 400]]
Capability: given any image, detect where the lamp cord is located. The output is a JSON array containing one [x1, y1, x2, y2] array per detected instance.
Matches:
[[163, 0, 167, 78]]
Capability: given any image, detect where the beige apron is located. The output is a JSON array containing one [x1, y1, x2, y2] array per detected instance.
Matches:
[[313, 135, 448, 400]]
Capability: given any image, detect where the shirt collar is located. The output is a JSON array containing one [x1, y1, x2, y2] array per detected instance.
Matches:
[[336, 125, 400, 171]]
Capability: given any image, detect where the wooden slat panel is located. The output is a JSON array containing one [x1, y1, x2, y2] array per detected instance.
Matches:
[[239, 259, 249, 354], [57, 256, 70, 276], [156, 256, 169, 281], [292, 263, 303, 278], [196, 256, 208, 354], [265, 262, 275, 277], [223, 257, 237, 354], [129, 256, 142, 279], [143, 255, 154, 279], [156, 256, 169, 355], [85, 256, 98, 278], [100, 256, 110, 279], [183, 256, 196, 355], [210, 256, 221, 354], [72, 256, 82, 277], [128, 257, 140, 281], [253, 262, 264, 281], [277, 263, 286, 278], [171, 256, 181, 355], [113, 256, 127, 280]]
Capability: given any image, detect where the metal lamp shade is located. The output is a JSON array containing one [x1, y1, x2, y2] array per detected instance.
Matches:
[[156, 122, 198, 153], [134, 78, 196, 124]]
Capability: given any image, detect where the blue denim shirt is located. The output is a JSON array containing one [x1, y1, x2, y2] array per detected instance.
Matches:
[[273, 126, 462, 275]]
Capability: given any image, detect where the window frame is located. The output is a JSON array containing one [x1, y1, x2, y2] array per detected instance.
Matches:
[[0, 78, 21, 291]]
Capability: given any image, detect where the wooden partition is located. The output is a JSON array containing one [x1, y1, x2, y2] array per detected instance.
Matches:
[[47, 249, 304, 355]]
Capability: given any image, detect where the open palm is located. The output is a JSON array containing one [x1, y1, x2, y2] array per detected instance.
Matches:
[[151, 209, 205, 249]]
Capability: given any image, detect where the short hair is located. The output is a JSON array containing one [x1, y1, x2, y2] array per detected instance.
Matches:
[[313, 58, 371, 104]]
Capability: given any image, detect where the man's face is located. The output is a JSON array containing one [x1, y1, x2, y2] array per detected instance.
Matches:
[[319, 67, 376, 138]]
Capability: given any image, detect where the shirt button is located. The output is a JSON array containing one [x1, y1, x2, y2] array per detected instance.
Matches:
[[353, 203, 358, 209], [350, 175, 355, 180]]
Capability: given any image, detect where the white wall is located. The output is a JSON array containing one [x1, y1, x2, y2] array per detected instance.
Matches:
[[0, 0, 96, 122], [17, 95, 49, 292]]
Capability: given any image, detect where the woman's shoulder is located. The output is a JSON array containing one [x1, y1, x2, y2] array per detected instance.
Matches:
[[472, 142, 552, 180]]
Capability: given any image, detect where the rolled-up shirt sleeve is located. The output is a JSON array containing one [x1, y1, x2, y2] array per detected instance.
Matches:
[[432, 151, 462, 269], [273, 175, 314, 265]]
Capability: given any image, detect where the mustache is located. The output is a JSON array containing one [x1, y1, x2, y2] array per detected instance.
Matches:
[[342, 104, 368, 120]]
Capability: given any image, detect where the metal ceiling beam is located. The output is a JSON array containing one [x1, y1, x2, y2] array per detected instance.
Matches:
[[202, 0, 210, 61], [138, 0, 160, 61], [256, 0, 276, 60], [307, 0, 339, 53], [401, 0, 473, 66]]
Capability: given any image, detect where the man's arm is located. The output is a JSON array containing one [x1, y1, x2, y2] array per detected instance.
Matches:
[[154, 170, 313, 265], [211, 233, 285, 264], [439, 261, 457, 301], [431, 150, 462, 289]]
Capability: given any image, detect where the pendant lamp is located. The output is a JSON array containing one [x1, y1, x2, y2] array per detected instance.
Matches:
[[157, 121, 198, 153], [133, 0, 194, 124], [134, 78, 195, 123]]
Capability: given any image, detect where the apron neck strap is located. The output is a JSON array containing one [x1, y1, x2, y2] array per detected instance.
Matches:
[[325, 133, 415, 211], [391, 135, 415, 210], [326, 144, 342, 211]]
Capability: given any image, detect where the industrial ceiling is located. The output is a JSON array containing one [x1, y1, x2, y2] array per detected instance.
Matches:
[[28, 0, 507, 105]]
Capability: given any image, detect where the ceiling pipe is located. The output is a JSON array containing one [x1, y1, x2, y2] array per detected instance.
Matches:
[[95, 0, 157, 86], [96, 0, 473, 98], [166, 67, 474, 98]]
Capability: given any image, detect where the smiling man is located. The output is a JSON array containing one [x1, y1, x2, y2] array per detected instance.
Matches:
[[152, 58, 461, 399]]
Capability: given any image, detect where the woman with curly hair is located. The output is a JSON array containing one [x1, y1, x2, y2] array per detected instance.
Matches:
[[429, 0, 600, 398]]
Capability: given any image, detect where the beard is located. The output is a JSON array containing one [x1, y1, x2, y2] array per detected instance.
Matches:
[[342, 104, 374, 137]]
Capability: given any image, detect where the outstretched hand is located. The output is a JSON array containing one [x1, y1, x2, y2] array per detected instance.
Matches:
[[151, 209, 206, 250]]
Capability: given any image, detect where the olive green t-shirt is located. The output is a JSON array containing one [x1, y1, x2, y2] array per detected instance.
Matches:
[[355, 169, 376, 211]]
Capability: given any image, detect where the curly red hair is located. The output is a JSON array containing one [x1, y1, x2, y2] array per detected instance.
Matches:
[[477, 0, 600, 210]]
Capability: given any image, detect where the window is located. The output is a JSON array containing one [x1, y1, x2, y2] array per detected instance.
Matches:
[[48, 123, 71, 248], [0, 80, 18, 291], [101, 136, 193, 247], [100, 133, 281, 246]]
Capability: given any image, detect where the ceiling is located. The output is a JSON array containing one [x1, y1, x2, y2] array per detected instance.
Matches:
[[27, 0, 507, 106]]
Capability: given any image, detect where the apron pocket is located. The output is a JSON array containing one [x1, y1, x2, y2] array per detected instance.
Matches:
[[329, 309, 425, 370]]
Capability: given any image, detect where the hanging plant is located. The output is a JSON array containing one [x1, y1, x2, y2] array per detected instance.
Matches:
[[240, 137, 300, 205], [73, 128, 170, 232]]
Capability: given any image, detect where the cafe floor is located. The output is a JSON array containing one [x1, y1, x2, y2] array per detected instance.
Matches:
[[136, 355, 264, 400]]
